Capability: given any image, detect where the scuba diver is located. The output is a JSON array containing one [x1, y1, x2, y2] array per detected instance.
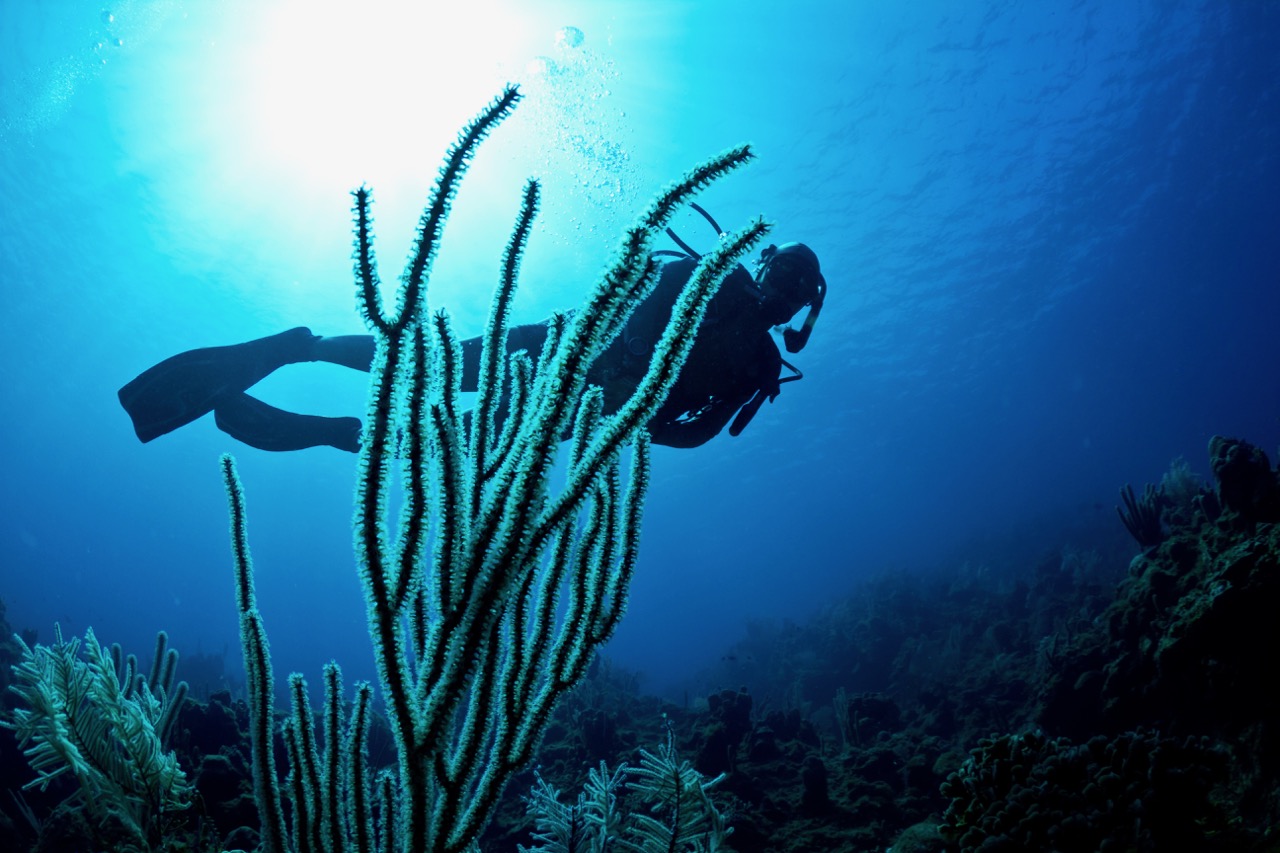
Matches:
[[118, 209, 825, 453]]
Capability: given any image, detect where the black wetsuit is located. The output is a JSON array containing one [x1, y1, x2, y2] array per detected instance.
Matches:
[[119, 257, 786, 452], [594, 257, 783, 447], [342, 257, 784, 447]]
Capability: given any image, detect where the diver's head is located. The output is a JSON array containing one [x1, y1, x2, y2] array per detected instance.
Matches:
[[754, 242, 826, 352]]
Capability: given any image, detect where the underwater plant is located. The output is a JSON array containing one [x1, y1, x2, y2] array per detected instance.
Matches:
[[519, 729, 732, 853], [2, 625, 191, 851], [1116, 481, 1166, 549], [221, 84, 767, 853]]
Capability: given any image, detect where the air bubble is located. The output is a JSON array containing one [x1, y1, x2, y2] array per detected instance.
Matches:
[[555, 26, 584, 49], [526, 56, 558, 77]]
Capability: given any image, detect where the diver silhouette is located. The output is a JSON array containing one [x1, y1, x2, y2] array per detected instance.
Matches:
[[118, 239, 825, 453]]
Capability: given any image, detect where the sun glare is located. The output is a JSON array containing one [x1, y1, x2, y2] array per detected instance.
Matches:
[[116, 0, 636, 314], [238, 1, 532, 197]]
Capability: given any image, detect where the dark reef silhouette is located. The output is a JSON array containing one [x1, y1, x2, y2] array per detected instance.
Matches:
[[2, 434, 1278, 851]]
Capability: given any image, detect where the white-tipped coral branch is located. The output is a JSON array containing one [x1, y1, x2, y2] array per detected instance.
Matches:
[[221, 85, 768, 853]]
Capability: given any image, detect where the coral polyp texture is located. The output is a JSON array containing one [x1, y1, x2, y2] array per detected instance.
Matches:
[[2, 627, 191, 852], [222, 85, 767, 853]]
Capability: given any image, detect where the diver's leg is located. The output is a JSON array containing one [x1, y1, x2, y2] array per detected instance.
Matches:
[[309, 335, 375, 371], [458, 323, 552, 392], [214, 392, 361, 453], [120, 328, 377, 446], [119, 327, 322, 443], [310, 329, 551, 385]]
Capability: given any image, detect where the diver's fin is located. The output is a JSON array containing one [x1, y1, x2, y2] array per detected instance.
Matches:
[[118, 327, 319, 443], [214, 392, 361, 453]]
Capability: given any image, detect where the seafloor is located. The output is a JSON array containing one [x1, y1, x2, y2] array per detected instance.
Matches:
[[2, 434, 1277, 852]]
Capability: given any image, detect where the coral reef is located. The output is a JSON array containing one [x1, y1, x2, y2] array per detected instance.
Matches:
[[939, 730, 1230, 850], [6, 402, 1276, 852], [221, 85, 767, 853], [1116, 481, 1166, 549], [519, 729, 732, 853], [1208, 435, 1280, 523], [1039, 436, 1280, 836], [2, 626, 194, 852]]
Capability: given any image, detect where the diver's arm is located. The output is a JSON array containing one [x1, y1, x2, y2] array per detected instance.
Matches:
[[646, 395, 745, 448]]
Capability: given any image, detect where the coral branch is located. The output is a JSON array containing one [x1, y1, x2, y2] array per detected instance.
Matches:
[[224, 88, 760, 852]]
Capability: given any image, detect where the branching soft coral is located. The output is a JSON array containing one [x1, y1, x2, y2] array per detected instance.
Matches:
[[3, 625, 191, 851], [519, 729, 732, 853]]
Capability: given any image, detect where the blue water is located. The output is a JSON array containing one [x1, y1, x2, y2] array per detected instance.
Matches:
[[1, 1, 1277, 697]]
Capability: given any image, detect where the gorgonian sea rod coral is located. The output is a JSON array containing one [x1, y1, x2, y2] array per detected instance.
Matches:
[[222, 85, 769, 853]]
